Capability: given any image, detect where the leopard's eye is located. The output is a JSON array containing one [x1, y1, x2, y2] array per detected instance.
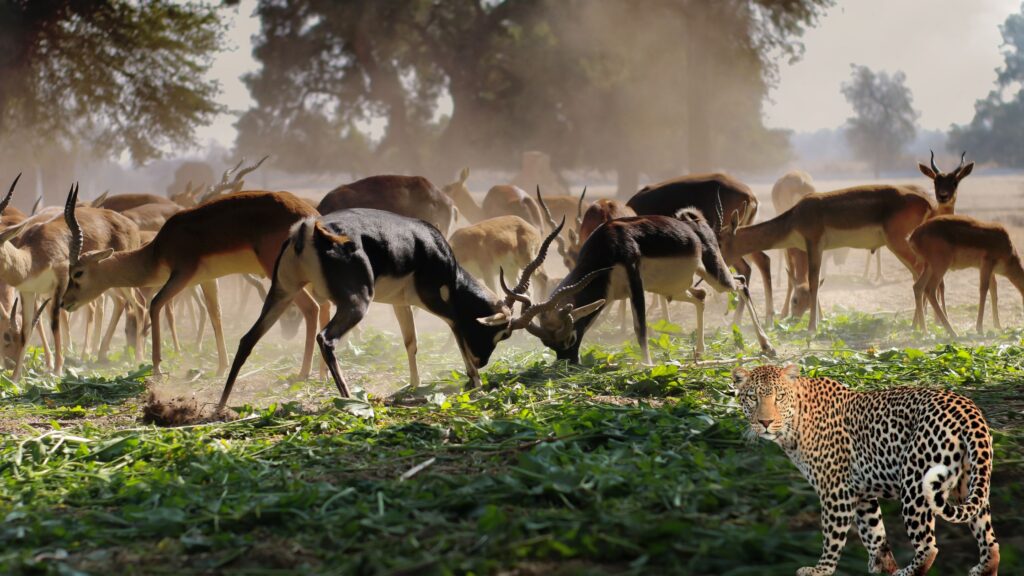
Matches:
[[776, 389, 787, 399]]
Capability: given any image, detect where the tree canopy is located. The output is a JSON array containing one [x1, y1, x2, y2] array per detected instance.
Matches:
[[841, 64, 918, 178], [0, 0, 226, 166], [948, 3, 1024, 166], [237, 0, 833, 193]]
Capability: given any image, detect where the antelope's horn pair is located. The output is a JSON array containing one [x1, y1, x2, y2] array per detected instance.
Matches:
[[200, 155, 270, 202], [500, 216, 565, 309], [501, 266, 609, 330], [65, 183, 84, 267], [534, 185, 569, 256]]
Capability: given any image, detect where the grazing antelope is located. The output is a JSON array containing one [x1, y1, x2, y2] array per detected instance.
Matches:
[[217, 209, 595, 411], [449, 215, 551, 302], [910, 215, 1021, 336], [626, 173, 775, 324], [0, 184, 142, 378], [720, 184, 936, 332], [522, 209, 775, 364], [61, 191, 322, 378], [319, 175, 457, 236]]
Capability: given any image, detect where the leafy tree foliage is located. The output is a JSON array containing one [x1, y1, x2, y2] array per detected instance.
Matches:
[[238, 0, 833, 192], [841, 65, 918, 178], [949, 3, 1024, 166], [0, 0, 226, 165]]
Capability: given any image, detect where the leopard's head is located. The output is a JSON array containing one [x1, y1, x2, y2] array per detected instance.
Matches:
[[731, 364, 801, 444]]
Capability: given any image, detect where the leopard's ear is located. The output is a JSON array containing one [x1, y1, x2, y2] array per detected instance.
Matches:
[[782, 364, 800, 379], [731, 367, 750, 393]]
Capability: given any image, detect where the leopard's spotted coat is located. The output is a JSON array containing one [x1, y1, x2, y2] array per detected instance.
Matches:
[[732, 364, 998, 576]]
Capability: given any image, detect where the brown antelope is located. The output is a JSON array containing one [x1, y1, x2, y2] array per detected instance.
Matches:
[[449, 215, 551, 302], [626, 173, 775, 324], [521, 209, 775, 364], [910, 215, 1021, 337], [721, 184, 936, 332], [0, 184, 143, 378], [319, 175, 457, 236], [61, 191, 322, 378], [216, 209, 596, 411], [94, 193, 179, 212]]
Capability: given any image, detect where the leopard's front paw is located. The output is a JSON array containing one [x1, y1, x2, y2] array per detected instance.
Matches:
[[797, 566, 834, 576], [869, 548, 898, 574]]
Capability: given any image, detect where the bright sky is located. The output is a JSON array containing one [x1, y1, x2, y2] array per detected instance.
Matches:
[[194, 0, 1023, 149]]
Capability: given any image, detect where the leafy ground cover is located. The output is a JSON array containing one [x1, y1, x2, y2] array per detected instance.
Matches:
[[0, 312, 1021, 575]]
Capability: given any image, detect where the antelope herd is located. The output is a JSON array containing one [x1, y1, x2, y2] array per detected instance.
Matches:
[[0, 150, 1016, 406]]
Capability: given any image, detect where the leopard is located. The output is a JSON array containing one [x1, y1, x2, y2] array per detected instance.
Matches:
[[731, 363, 998, 576]]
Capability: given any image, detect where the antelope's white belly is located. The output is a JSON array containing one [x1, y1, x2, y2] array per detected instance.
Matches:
[[822, 226, 886, 250], [19, 268, 58, 294], [193, 250, 263, 284], [374, 274, 423, 306], [606, 257, 698, 301]]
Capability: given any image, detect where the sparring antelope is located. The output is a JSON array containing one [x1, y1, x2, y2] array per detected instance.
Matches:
[[0, 184, 142, 378], [61, 190, 322, 378], [449, 215, 551, 302], [521, 209, 775, 364], [319, 175, 457, 236], [720, 184, 936, 332], [910, 215, 1023, 337], [626, 173, 775, 324], [216, 209, 597, 411]]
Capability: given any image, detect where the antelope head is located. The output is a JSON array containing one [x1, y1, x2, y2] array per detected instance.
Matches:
[[63, 183, 114, 312], [196, 155, 270, 204], [441, 167, 474, 217], [918, 150, 973, 212]]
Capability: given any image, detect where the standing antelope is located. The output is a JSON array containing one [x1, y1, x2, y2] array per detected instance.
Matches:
[[919, 150, 973, 215], [0, 184, 142, 378], [319, 175, 457, 236], [61, 191, 322, 378], [441, 168, 544, 229], [216, 209, 595, 411], [449, 215, 551, 302], [910, 215, 1022, 337], [522, 209, 775, 364], [720, 184, 936, 332], [626, 173, 775, 324]]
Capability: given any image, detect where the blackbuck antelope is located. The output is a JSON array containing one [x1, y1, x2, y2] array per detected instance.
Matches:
[[523, 210, 775, 364], [217, 209, 597, 411], [168, 157, 269, 208], [0, 184, 142, 378], [319, 175, 457, 236], [918, 150, 973, 215], [61, 191, 322, 378], [910, 215, 1023, 336], [449, 215, 551, 302], [441, 168, 544, 230], [626, 173, 775, 324], [721, 184, 935, 332]]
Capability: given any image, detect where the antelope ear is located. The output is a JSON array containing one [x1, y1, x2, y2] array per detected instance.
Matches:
[[918, 163, 937, 180], [0, 221, 27, 244], [459, 167, 470, 184], [956, 161, 975, 180], [782, 364, 800, 379], [569, 299, 604, 321], [731, 367, 750, 390], [728, 210, 740, 234], [81, 248, 114, 265], [477, 311, 510, 326]]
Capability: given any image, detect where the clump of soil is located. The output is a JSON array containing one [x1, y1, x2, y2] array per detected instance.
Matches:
[[141, 389, 236, 426]]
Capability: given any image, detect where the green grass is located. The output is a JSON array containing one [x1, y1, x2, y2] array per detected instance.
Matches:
[[0, 314, 1021, 575]]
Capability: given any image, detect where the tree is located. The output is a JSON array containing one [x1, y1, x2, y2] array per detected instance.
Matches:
[[949, 3, 1024, 166], [238, 0, 832, 192], [841, 65, 918, 178], [0, 1, 226, 166]]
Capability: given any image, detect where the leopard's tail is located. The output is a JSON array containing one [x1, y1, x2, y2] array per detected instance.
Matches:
[[922, 427, 993, 523]]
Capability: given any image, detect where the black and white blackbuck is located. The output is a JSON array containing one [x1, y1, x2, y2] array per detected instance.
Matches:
[[216, 209, 600, 411], [520, 209, 776, 364]]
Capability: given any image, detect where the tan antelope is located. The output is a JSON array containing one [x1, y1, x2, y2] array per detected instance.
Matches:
[[61, 191, 322, 378], [0, 184, 142, 378], [720, 185, 936, 332], [910, 215, 1021, 337], [93, 193, 179, 212], [626, 173, 775, 325], [441, 168, 541, 228], [449, 215, 551, 302]]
